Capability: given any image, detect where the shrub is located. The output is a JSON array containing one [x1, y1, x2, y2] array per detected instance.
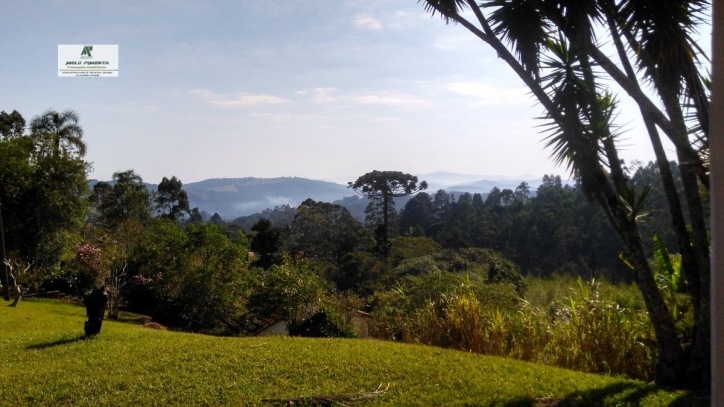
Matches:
[[373, 278, 656, 381], [288, 308, 357, 338], [395, 255, 440, 277]]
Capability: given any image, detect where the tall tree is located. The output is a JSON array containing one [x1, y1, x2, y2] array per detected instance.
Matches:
[[0, 110, 89, 271], [95, 170, 152, 226], [418, 0, 710, 386], [156, 176, 191, 221], [287, 199, 369, 265], [399, 192, 434, 236], [29, 109, 87, 158], [348, 171, 427, 255], [0, 110, 26, 139], [250, 218, 284, 270]]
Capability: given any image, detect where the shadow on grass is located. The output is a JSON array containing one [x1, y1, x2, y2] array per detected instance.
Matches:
[[26, 335, 87, 350], [111, 310, 152, 326], [502, 381, 700, 406]]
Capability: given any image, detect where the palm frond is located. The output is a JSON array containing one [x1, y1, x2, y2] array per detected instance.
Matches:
[[537, 36, 606, 199], [617, 0, 710, 97], [618, 184, 652, 223], [420, 0, 468, 23], [483, 0, 551, 79], [547, 0, 600, 50]]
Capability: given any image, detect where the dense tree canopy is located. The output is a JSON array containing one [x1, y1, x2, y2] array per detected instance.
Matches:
[[0, 110, 89, 270], [287, 199, 371, 266], [91, 170, 152, 226]]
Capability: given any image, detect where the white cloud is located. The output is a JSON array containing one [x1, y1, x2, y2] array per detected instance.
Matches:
[[189, 89, 291, 107], [311, 87, 338, 103], [354, 13, 382, 30], [445, 82, 531, 106], [352, 92, 429, 107]]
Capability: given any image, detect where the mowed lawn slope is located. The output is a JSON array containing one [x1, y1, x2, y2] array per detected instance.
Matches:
[[0, 300, 696, 406]]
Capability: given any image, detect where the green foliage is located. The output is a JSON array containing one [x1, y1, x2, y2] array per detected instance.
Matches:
[[371, 273, 520, 341], [155, 176, 191, 221], [398, 192, 433, 236], [0, 109, 26, 138], [247, 260, 328, 328], [29, 109, 87, 158], [287, 199, 372, 265], [389, 236, 441, 266], [249, 218, 284, 270], [288, 308, 357, 338], [91, 170, 152, 226], [651, 234, 694, 341], [348, 171, 428, 255], [435, 248, 527, 296], [379, 277, 656, 381], [653, 233, 686, 294], [330, 251, 388, 295], [130, 221, 250, 333], [0, 110, 89, 269], [394, 255, 440, 277]]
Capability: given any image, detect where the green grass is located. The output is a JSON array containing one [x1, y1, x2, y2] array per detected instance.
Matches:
[[0, 299, 699, 406]]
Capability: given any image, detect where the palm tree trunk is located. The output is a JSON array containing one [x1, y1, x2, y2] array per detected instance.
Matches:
[[593, 186, 686, 385], [607, 12, 709, 385], [658, 88, 712, 385]]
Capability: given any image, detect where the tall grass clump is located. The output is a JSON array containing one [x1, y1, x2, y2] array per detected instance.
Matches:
[[373, 278, 657, 381]]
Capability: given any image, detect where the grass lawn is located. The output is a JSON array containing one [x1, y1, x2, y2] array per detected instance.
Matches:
[[0, 299, 701, 406]]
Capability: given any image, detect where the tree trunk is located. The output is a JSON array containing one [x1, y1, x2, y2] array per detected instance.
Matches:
[[659, 87, 712, 387], [381, 193, 390, 257], [591, 174, 686, 386], [7, 268, 24, 307], [614, 209, 686, 385], [84, 286, 109, 337], [9, 284, 22, 307], [608, 13, 710, 387]]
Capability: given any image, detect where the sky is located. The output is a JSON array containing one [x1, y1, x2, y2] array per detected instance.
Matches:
[[0, 1, 712, 185]]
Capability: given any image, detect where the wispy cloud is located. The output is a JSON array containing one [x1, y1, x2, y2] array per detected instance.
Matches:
[[446, 82, 530, 106], [189, 89, 292, 107], [354, 13, 382, 30], [311, 87, 338, 103], [352, 91, 429, 107], [249, 113, 328, 121]]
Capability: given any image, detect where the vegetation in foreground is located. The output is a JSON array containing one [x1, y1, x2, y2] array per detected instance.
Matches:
[[0, 300, 699, 406]]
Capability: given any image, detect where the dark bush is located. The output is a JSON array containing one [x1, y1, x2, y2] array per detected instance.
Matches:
[[288, 308, 356, 338]]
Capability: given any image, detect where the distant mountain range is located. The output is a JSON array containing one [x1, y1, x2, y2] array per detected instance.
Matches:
[[91, 173, 551, 219], [182, 177, 350, 219], [417, 172, 543, 196]]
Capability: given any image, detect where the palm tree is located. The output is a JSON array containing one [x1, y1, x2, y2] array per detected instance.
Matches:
[[419, 0, 710, 387], [30, 109, 87, 158]]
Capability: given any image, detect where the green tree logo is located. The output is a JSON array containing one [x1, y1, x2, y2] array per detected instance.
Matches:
[[80, 46, 93, 58]]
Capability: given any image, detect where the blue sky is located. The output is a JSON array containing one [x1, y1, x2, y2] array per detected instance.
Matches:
[[0, 1, 711, 185]]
